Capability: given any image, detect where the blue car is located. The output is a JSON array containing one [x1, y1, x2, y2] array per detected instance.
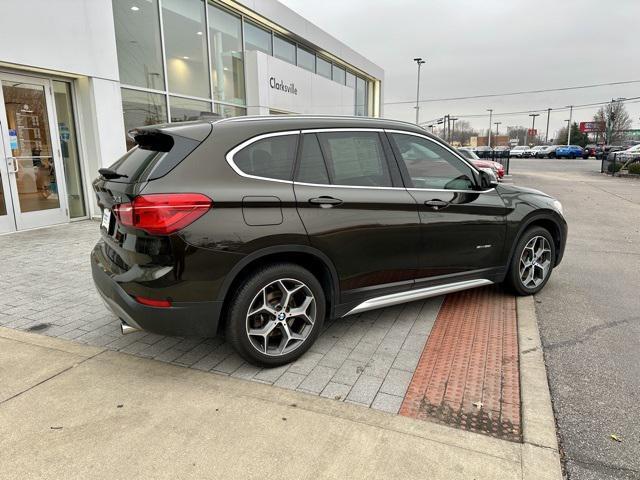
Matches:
[[555, 145, 584, 159]]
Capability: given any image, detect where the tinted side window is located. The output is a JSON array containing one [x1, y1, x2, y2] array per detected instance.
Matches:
[[233, 134, 298, 180], [296, 134, 329, 184], [317, 132, 392, 187], [390, 134, 475, 190]]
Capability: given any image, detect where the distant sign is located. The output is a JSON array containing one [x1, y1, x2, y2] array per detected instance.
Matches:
[[509, 138, 519, 146], [579, 121, 605, 133], [527, 128, 538, 136]]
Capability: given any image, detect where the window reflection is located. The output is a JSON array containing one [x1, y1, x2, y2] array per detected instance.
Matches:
[[162, 0, 210, 98], [274, 35, 295, 64], [170, 96, 211, 122], [215, 103, 246, 118], [113, 0, 165, 90], [208, 4, 245, 104], [244, 21, 272, 55], [121, 88, 167, 150], [53, 81, 86, 218]]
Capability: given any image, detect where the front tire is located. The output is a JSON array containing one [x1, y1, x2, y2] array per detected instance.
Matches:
[[505, 227, 555, 296], [225, 263, 326, 367]]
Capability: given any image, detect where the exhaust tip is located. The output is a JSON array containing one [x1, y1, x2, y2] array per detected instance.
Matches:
[[121, 321, 141, 335]]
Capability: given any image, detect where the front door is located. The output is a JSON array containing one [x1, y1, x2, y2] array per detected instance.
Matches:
[[0, 73, 68, 233], [386, 130, 508, 284]]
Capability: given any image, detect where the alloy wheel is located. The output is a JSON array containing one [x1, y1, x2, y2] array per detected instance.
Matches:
[[519, 236, 552, 289], [245, 278, 316, 356]]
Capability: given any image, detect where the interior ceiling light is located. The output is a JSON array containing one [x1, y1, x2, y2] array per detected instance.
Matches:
[[130, 6, 139, 11], [182, 56, 190, 60], [196, 31, 203, 35]]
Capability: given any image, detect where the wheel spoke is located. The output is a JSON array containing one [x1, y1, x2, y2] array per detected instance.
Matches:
[[519, 235, 552, 289]]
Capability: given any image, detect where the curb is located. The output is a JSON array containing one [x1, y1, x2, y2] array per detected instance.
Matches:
[[517, 295, 563, 479]]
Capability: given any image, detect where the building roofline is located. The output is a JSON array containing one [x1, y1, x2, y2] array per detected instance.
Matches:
[[221, 0, 384, 81]]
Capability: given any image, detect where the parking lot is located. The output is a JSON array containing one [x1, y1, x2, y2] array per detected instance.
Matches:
[[510, 158, 640, 480]]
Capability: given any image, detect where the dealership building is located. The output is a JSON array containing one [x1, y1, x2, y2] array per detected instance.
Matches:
[[0, 0, 384, 234]]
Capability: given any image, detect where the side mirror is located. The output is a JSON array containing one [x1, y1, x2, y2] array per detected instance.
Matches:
[[478, 168, 499, 189]]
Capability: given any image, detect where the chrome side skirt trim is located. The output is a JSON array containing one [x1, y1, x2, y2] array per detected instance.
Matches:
[[343, 279, 493, 317]]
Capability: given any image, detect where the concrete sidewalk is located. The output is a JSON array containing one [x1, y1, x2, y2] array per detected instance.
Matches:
[[0, 323, 559, 480]]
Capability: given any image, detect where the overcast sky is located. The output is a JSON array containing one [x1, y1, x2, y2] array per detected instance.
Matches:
[[280, 0, 640, 140]]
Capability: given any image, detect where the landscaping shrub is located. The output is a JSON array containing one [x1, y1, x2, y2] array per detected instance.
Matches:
[[628, 162, 640, 175]]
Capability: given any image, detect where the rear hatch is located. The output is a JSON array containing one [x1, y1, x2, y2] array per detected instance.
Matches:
[[93, 122, 212, 275]]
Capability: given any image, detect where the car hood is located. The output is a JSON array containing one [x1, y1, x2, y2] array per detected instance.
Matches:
[[497, 183, 551, 199]]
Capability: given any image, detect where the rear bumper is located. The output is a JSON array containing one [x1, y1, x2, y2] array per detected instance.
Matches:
[[91, 246, 222, 337]]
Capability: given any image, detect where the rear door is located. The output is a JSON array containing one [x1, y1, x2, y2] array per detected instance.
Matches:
[[293, 129, 420, 306], [386, 130, 508, 286]]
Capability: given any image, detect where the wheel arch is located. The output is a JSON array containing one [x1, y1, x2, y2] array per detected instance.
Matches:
[[508, 211, 564, 267], [216, 245, 340, 332]]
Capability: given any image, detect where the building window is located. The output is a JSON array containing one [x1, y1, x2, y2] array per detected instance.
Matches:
[[244, 21, 272, 55], [346, 72, 356, 88], [296, 46, 315, 73], [208, 4, 245, 105], [215, 103, 246, 118], [169, 96, 211, 122], [121, 88, 167, 150], [53, 81, 86, 218], [112, 0, 165, 90], [162, 0, 210, 99], [355, 76, 367, 116], [316, 56, 332, 79], [332, 65, 346, 85], [273, 35, 296, 64]]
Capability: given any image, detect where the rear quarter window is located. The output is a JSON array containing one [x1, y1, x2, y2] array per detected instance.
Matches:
[[233, 134, 298, 181]]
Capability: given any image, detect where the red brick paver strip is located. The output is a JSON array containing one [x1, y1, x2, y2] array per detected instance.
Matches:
[[399, 286, 521, 441]]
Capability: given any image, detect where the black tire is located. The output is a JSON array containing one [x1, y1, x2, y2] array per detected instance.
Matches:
[[225, 262, 326, 367], [505, 226, 556, 296]]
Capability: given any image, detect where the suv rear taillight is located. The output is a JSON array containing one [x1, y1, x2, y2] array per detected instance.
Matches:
[[113, 193, 212, 235]]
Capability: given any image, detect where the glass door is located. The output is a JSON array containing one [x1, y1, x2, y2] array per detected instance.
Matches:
[[0, 73, 69, 231]]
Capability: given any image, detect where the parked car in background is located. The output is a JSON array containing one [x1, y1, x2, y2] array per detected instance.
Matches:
[[529, 146, 546, 158], [92, 115, 566, 365], [583, 144, 597, 159], [458, 148, 505, 179], [617, 144, 640, 163], [536, 146, 557, 158], [596, 145, 627, 160], [474, 146, 494, 158], [510, 146, 529, 158], [493, 146, 510, 158], [555, 145, 584, 159]]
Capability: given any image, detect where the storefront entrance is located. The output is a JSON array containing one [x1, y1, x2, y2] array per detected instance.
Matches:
[[0, 72, 85, 234]]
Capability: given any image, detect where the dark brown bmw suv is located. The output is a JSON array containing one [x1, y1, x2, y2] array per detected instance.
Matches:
[[92, 115, 567, 366]]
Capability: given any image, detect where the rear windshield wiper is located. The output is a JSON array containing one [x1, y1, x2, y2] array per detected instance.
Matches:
[[98, 168, 128, 180]]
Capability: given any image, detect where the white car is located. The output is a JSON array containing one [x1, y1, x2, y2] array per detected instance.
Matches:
[[529, 146, 546, 157], [619, 144, 640, 162], [510, 146, 529, 158]]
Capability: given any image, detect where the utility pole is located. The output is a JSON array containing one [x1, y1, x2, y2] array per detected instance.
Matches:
[[427, 124, 434, 134], [487, 109, 493, 147], [494, 121, 501, 136], [528, 113, 540, 145], [565, 105, 573, 145], [450, 117, 458, 143], [545, 108, 551, 144], [413, 58, 426, 125]]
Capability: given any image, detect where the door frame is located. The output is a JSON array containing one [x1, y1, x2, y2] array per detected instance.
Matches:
[[0, 71, 70, 231]]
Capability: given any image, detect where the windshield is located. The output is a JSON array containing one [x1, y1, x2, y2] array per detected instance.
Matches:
[[458, 149, 480, 160]]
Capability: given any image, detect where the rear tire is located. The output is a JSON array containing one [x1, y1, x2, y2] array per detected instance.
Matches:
[[225, 263, 326, 367], [505, 226, 555, 296]]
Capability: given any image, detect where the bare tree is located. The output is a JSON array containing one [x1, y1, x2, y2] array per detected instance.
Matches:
[[449, 120, 478, 145], [593, 101, 632, 144]]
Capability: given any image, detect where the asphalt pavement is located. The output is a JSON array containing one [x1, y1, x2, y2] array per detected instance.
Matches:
[[510, 159, 640, 480]]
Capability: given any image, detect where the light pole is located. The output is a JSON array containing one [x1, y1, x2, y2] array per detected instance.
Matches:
[[487, 109, 493, 147], [494, 121, 501, 136], [565, 105, 573, 145], [427, 124, 435, 134], [528, 113, 540, 145], [545, 108, 551, 144], [413, 58, 426, 125]]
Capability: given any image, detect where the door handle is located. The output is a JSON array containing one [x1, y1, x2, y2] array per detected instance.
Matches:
[[309, 196, 343, 207], [6, 157, 18, 174], [425, 199, 449, 210]]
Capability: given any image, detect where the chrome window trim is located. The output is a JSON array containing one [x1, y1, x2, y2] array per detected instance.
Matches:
[[225, 127, 497, 192], [225, 130, 300, 184]]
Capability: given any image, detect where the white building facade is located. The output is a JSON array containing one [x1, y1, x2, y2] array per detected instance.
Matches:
[[0, 0, 383, 234]]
